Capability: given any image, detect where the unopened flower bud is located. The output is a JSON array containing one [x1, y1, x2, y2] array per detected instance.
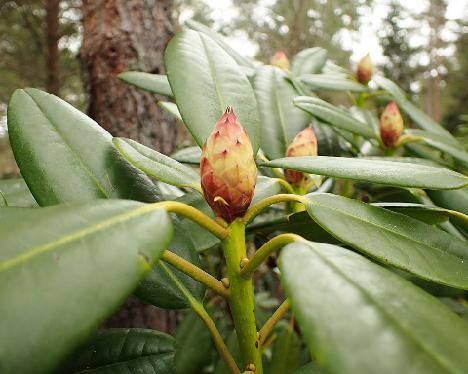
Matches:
[[284, 127, 318, 186], [356, 54, 372, 84], [271, 51, 290, 71], [200, 106, 257, 223], [380, 101, 404, 147]]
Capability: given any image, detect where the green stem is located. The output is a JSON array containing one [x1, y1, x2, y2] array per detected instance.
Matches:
[[258, 299, 290, 345], [223, 220, 262, 373], [275, 178, 296, 194], [156, 201, 229, 239], [160, 263, 240, 374], [240, 234, 305, 279], [242, 194, 307, 224], [161, 250, 229, 298]]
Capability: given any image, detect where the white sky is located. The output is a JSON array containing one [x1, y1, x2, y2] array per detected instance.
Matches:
[[194, 0, 468, 65]]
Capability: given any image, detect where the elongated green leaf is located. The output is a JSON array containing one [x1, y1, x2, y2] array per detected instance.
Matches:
[[0, 201, 173, 373], [60, 328, 175, 373], [303, 193, 468, 289], [428, 188, 468, 216], [186, 20, 255, 69], [269, 323, 302, 374], [136, 218, 205, 308], [280, 241, 468, 374], [0, 178, 37, 207], [406, 129, 468, 167], [0, 191, 6, 206], [7, 88, 160, 206], [117, 71, 173, 97], [175, 311, 213, 374], [171, 146, 201, 165], [262, 156, 468, 190], [292, 48, 328, 75], [159, 101, 183, 122], [314, 121, 344, 156], [294, 96, 377, 139], [165, 30, 259, 151], [300, 74, 367, 92], [359, 156, 444, 168], [254, 66, 311, 159], [294, 362, 324, 374], [113, 138, 200, 190], [373, 202, 468, 228], [373, 75, 454, 138]]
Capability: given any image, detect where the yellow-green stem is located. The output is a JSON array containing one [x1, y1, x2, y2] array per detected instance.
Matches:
[[160, 263, 240, 374], [258, 299, 291, 345], [223, 220, 262, 373], [161, 250, 229, 298], [156, 201, 229, 239], [242, 194, 307, 224], [240, 234, 305, 279]]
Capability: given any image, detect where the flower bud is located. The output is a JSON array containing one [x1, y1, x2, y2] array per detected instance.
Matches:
[[380, 101, 404, 147], [200, 106, 257, 223], [270, 51, 290, 71], [356, 54, 372, 84], [284, 127, 318, 186]]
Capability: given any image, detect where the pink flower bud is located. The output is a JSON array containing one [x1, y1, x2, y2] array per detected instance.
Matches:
[[270, 51, 290, 71], [357, 54, 372, 84], [200, 107, 257, 222], [284, 127, 318, 186], [380, 101, 404, 147]]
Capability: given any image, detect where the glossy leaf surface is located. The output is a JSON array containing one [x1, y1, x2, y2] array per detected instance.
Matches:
[[0, 201, 173, 373], [280, 241, 468, 374], [117, 71, 174, 97]]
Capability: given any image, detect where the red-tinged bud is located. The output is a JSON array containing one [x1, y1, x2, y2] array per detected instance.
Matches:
[[200, 106, 257, 223], [284, 127, 318, 186], [380, 101, 404, 147], [357, 54, 372, 84], [271, 51, 290, 71]]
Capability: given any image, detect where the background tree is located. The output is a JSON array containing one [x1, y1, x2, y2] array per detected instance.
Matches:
[[80, 0, 177, 154]]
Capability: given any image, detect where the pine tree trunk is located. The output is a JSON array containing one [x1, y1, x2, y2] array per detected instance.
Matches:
[[80, 0, 176, 154], [80, 0, 177, 331], [46, 0, 60, 95]]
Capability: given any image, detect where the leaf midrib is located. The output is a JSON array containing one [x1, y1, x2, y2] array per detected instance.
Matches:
[[304, 244, 457, 373], [0, 204, 162, 272], [25, 91, 110, 199]]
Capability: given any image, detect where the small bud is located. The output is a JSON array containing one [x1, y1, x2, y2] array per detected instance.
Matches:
[[270, 51, 290, 71], [200, 106, 257, 223], [356, 54, 372, 84], [380, 101, 404, 147], [284, 127, 318, 186]]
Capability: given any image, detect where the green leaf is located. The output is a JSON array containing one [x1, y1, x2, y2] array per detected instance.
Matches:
[[159, 101, 183, 122], [294, 96, 377, 139], [269, 323, 302, 374], [291, 48, 328, 75], [303, 193, 468, 289], [0, 178, 37, 207], [171, 146, 201, 165], [280, 241, 468, 374], [300, 74, 367, 92], [428, 188, 468, 216], [0, 191, 6, 206], [118, 71, 173, 97], [373, 202, 468, 228], [185, 19, 255, 69], [294, 362, 324, 374], [60, 328, 175, 374], [252, 176, 283, 204], [406, 129, 468, 167], [254, 66, 310, 159], [175, 311, 213, 374], [314, 121, 344, 156], [165, 30, 260, 151], [135, 218, 205, 309], [261, 156, 468, 190], [7, 88, 160, 206], [0, 201, 173, 373], [113, 138, 200, 190], [360, 156, 444, 168]]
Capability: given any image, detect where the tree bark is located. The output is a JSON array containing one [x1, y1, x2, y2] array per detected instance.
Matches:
[[46, 0, 60, 95], [80, 0, 177, 331], [80, 0, 176, 154]]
